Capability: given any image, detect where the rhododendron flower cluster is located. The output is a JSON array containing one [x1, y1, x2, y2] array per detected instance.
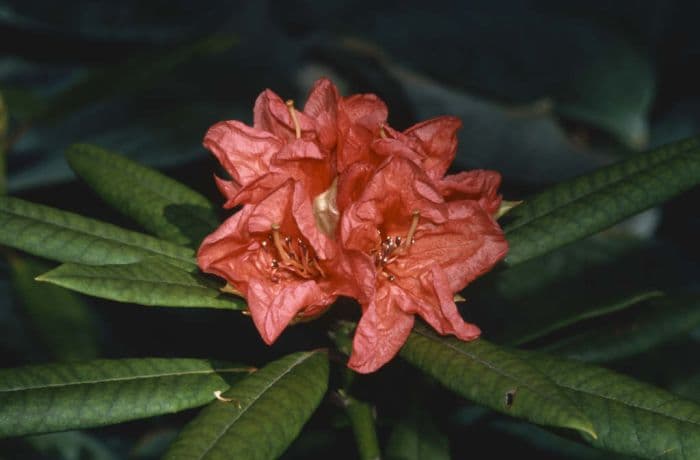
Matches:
[[197, 78, 508, 373]]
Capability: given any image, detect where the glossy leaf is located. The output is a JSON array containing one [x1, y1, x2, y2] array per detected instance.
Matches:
[[516, 350, 700, 459], [338, 391, 381, 460], [543, 295, 700, 363], [9, 256, 99, 361], [400, 323, 595, 438], [0, 196, 195, 268], [0, 358, 251, 438], [65, 143, 218, 246], [504, 137, 700, 265], [164, 350, 329, 460], [36, 257, 244, 310]]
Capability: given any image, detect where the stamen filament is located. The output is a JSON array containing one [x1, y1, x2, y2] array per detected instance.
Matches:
[[271, 224, 291, 262], [405, 210, 420, 246], [286, 99, 301, 139]]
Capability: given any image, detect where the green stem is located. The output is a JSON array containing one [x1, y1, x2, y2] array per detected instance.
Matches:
[[339, 390, 382, 460]]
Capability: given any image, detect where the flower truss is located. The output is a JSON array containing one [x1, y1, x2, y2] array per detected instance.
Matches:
[[198, 78, 509, 373]]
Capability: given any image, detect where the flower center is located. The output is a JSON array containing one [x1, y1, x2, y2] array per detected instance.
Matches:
[[372, 210, 420, 282], [260, 224, 325, 282]]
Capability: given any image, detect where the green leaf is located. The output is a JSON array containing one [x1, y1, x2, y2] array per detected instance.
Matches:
[[475, 235, 665, 345], [489, 421, 631, 460], [65, 143, 219, 247], [36, 257, 244, 310], [0, 90, 7, 196], [38, 36, 237, 123], [338, 391, 380, 460], [0, 196, 195, 268], [9, 256, 99, 361], [26, 431, 118, 460], [542, 295, 700, 363], [386, 401, 450, 460], [516, 349, 700, 459], [400, 323, 596, 438], [164, 350, 329, 460], [0, 358, 251, 438], [504, 137, 700, 265]]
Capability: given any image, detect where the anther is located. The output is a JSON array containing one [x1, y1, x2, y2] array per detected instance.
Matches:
[[405, 210, 420, 246], [286, 99, 301, 139]]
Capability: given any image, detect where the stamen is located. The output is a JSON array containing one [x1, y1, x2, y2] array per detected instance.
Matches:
[[271, 224, 291, 262], [405, 210, 420, 246], [286, 99, 301, 139], [379, 123, 387, 139]]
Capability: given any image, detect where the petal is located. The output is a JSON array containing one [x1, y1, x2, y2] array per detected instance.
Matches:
[[214, 174, 241, 206], [439, 170, 502, 215], [422, 266, 481, 340], [404, 116, 462, 180], [292, 181, 335, 260], [254, 89, 316, 141], [348, 285, 415, 373], [303, 78, 339, 151], [203, 120, 283, 186], [336, 93, 388, 172], [248, 278, 335, 344]]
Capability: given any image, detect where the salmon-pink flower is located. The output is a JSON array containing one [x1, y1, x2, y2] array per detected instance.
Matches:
[[339, 158, 508, 373], [197, 180, 354, 344]]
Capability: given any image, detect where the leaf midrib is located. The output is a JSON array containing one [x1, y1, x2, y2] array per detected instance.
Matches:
[[506, 143, 697, 233], [0, 366, 249, 393], [198, 352, 316, 459], [0, 201, 195, 265], [412, 327, 577, 412]]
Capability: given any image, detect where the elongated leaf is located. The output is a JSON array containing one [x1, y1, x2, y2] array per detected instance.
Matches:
[[0, 358, 251, 438], [475, 235, 668, 345], [37, 258, 244, 310], [504, 137, 700, 265], [489, 421, 631, 460], [338, 392, 381, 460], [400, 324, 595, 438], [165, 350, 329, 460], [516, 350, 700, 459], [386, 401, 450, 460], [0, 196, 195, 268], [0, 90, 7, 196], [66, 144, 218, 246], [542, 295, 700, 363], [10, 256, 99, 361]]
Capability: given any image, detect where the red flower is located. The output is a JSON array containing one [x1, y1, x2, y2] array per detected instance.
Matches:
[[197, 180, 354, 344], [198, 77, 509, 371], [339, 158, 508, 373]]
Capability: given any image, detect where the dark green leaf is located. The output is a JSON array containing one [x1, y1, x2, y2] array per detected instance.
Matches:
[[0, 90, 6, 196], [516, 349, 700, 459], [0, 358, 251, 438], [386, 401, 450, 460], [338, 391, 380, 460], [36, 257, 244, 310], [9, 256, 99, 361], [542, 295, 700, 363], [504, 137, 700, 265], [0, 196, 195, 268], [489, 421, 631, 460], [165, 350, 329, 460], [400, 324, 595, 438], [39, 36, 237, 122], [65, 143, 219, 246]]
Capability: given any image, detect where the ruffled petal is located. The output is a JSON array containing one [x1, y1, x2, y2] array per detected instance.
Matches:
[[348, 285, 415, 373], [404, 116, 462, 180], [439, 170, 502, 215], [248, 278, 335, 344], [303, 77, 339, 151], [203, 120, 283, 187]]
